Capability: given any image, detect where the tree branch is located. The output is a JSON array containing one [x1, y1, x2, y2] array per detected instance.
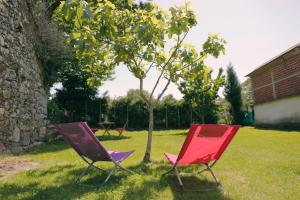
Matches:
[[145, 61, 156, 75], [149, 31, 189, 100], [150, 65, 166, 99], [156, 77, 171, 104]]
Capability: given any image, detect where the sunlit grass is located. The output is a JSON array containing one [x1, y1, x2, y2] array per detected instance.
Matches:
[[0, 127, 300, 199]]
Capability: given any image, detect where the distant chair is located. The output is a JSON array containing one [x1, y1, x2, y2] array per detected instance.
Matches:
[[163, 124, 240, 189], [115, 120, 128, 136], [55, 122, 135, 186], [90, 128, 98, 134]]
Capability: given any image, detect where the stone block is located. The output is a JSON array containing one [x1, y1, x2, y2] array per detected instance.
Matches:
[[0, 107, 4, 115], [3, 89, 11, 98], [11, 145, 23, 154], [0, 142, 6, 152], [5, 69, 16, 80], [12, 126, 20, 142], [39, 126, 47, 138], [0, 35, 4, 46], [20, 133, 30, 146]]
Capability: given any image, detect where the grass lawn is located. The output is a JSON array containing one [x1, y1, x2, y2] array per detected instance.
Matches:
[[0, 127, 300, 200]]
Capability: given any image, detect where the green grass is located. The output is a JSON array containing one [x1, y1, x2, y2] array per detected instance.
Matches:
[[0, 127, 300, 200]]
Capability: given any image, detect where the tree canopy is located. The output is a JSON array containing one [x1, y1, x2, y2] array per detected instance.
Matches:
[[52, 0, 226, 162], [178, 64, 225, 124]]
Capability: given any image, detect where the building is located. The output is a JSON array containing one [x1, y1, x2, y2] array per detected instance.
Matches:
[[246, 43, 300, 128]]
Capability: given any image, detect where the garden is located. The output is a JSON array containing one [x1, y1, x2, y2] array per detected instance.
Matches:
[[1, 1, 300, 200], [1, 127, 300, 199]]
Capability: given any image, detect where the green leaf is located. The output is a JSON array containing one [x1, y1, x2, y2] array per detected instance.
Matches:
[[71, 32, 81, 39]]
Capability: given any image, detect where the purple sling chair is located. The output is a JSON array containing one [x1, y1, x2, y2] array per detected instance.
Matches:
[[55, 122, 135, 186]]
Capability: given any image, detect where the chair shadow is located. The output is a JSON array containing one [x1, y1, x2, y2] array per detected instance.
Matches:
[[166, 176, 231, 200]]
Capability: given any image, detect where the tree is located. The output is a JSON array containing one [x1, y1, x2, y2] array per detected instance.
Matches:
[[160, 95, 178, 129], [178, 64, 225, 124], [241, 78, 254, 111], [55, 66, 98, 123], [224, 63, 243, 125], [53, 1, 225, 162], [111, 3, 225, 162]]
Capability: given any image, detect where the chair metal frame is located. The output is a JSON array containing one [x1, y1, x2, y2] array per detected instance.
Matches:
[[75, 155, 135, 186], [162, 160, 220, 188]]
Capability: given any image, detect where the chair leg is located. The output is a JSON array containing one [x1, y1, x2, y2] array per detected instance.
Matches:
[[92, 165, 106, 172], [206, 165, 221, 185], [102, 165, 118, 186], [81, 156, 106, 172], [162, 166, 176, 177], [115, 162, 135, 174], [75, 162, 94, 184], [174, 167, 183, 186], [198, 167, 209, 174]]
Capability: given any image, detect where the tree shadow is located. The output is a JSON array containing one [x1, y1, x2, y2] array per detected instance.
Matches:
[[24, 134, 131, 155], [251, 126, 300, 132], [24, 139, 69, 155], [169, 132, 188, 136], [154, 131, 188, 137]]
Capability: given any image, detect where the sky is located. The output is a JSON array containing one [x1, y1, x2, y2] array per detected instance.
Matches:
[[55, 0, 300, 99]]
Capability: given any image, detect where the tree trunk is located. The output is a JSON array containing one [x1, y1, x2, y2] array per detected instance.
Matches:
[[143, 105, 154, 163]]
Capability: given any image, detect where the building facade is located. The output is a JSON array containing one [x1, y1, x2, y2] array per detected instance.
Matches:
[[247, 44, 300, 128]]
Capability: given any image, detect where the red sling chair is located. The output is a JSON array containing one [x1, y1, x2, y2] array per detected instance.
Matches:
[[163, 124, 240, 187], [115, 120, 128, 136]]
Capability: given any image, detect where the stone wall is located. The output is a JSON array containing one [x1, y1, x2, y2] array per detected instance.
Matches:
[[0, 0, 48, 153]]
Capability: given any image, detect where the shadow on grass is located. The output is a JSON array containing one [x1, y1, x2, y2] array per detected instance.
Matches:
[[248, 126, 300, 132], [24, 139, 69, 155], [96, 135, 131, 141], [169, 132, 188, 136], [0, 162, 230, 200], [24, 134, 131, 155], [154, 131, 188, 137]]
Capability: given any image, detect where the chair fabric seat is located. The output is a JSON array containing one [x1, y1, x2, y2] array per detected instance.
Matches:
[[108, 150, 134, 163], [115, 128, 124, 133], [164, 153, 178, 165]]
